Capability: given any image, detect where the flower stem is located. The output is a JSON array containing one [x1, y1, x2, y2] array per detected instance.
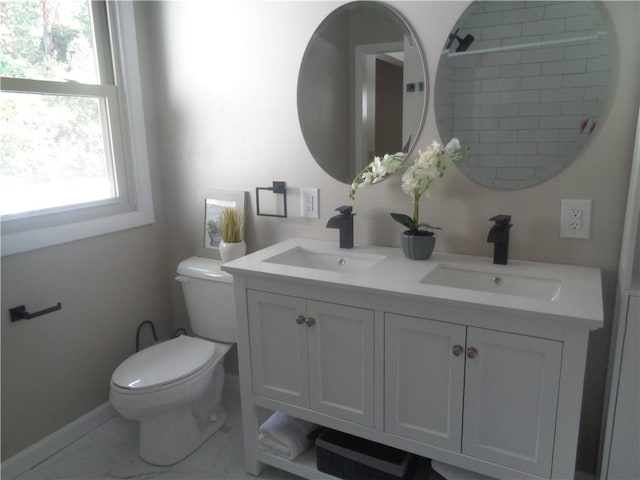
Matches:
[[413, 192, 420, 225]]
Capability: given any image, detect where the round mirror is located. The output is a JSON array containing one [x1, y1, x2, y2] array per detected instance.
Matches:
[[298, 1, 427, 184], [435, 1, 611, 189]]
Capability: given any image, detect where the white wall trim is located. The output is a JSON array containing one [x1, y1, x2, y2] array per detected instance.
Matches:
[[1, 403, 116, 480]]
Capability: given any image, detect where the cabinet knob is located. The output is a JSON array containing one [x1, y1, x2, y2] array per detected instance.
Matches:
[[452, 345, 464, 356], [305, 317, 316, 327], [466, 347, 479, 359], [296, 314, 306, 325]]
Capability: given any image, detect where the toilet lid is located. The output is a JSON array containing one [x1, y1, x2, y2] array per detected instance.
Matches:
[[112, 336, 216, 389]]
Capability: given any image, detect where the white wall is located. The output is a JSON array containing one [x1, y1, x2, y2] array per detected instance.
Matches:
[[150, 1, 639, 473]]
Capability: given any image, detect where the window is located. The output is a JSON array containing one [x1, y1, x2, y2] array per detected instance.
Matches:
[[1, 0, 153, 256]]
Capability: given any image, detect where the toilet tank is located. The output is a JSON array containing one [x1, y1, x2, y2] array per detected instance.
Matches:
[[176, 257, 237, 343]]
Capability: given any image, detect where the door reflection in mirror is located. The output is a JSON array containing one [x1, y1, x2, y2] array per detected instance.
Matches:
[[298, 1, 427, 184]]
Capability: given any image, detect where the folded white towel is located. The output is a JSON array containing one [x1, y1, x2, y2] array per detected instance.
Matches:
[[258, 412, 318, 460], [258, 433, 293, 458]]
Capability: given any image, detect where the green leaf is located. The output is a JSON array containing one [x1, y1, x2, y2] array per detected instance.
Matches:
[[390, 213, 416, 231]]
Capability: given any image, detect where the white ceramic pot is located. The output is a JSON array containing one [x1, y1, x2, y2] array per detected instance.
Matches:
[[219, 240, 246, 263]]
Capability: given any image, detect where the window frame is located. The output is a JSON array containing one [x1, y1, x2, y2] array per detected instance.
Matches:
[[1, 1, 154, 256]]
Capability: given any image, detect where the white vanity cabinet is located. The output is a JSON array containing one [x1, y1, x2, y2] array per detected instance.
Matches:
[[222, 238, 603, 480], [385, 313, 562, 478], [247, 289, 375, 426]]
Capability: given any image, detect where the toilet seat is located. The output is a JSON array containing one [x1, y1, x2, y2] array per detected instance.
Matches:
[[112, 336, 216, 391]]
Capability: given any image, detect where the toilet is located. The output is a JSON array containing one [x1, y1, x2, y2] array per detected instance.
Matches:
[[109, 257, 236, 466]]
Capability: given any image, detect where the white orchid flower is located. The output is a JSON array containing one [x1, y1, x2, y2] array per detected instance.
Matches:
[[445, 138, 461, 156], [348, 140, 467, 226]]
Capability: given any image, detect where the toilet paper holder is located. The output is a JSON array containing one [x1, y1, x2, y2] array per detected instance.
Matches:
[[9, 302, 62, 322]]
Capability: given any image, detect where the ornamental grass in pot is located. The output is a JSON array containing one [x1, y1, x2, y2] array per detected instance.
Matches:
[[219, 207, 246, 262]]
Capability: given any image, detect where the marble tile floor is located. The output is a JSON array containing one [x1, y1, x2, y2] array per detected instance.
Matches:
[[15, 388, 301, 480], [14, 386, 446, 480]]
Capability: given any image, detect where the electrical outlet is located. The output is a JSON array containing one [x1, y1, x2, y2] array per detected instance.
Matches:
[[300, 188, 319, 218], [569, 208, 582, 231], [561, 199, 591, 238]]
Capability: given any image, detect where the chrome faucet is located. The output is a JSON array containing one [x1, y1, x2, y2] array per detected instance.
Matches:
[[326, 206, 355, 249], [487, 215, 512, 265]]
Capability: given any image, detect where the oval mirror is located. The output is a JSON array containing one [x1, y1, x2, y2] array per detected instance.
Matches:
[[298, 1, 427, 184], [435, 1, 611, 189]]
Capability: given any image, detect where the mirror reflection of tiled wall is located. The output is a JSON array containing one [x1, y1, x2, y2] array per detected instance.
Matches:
[[435, 1, 610, 189]]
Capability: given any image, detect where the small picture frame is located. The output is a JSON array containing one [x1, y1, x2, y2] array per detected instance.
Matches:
[[196, 189, 247, 259]]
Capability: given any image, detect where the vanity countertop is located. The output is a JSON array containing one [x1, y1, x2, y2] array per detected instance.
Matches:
[[221, 238, 603, 329]]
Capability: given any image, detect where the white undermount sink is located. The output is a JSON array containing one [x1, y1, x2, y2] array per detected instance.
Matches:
[[420, 263, 562, 300], [264, 246, 385, 274]]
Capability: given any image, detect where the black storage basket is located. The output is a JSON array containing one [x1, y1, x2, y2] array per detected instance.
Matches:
[[316, 429, 415, 480]]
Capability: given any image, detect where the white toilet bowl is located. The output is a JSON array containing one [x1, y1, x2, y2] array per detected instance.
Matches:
[[110, 257, 237, 465], [110, 335, 232, 466]]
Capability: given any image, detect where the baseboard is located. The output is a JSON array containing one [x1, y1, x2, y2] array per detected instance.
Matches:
[[1, 402, 117, 480]]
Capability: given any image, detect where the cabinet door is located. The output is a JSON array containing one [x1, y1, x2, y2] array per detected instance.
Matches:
[[608, 295, 639, 479], [462, 328, 562, 477], [384, 313, 466, 450], [247, 290, 309, 407], [307, 300, 375, 426]]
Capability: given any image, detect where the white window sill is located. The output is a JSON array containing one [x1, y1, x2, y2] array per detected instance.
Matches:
[[1, 208, 154, 256]]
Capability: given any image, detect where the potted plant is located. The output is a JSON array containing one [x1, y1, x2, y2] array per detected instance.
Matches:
[[218, 207, 246, 262], [350, 139, 467, 260]]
